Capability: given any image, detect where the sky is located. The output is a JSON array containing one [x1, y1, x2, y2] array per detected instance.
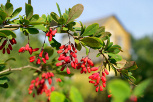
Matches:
[[1, 0, 153, 39]]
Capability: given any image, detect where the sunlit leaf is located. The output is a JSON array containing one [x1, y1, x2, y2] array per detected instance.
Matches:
[[133, 78, 151, 97], [11, 7, 22, 18], [50, 92, 66, 102], [82, 23, 99, 36], [5, 2, 13, 17], [107, 79, 131, 102], [81, 37, 103, 49], [25, 3, 33, 19], [70, 86, 83, 102], [67, 4, 84, 23]]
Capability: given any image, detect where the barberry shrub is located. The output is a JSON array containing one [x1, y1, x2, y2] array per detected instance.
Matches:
[[0, 0, 139, 102]]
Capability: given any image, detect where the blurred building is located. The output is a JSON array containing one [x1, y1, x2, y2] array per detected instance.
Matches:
[[84, 15, 131, 60]]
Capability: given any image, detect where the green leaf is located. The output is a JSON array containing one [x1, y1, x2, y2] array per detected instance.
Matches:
[[85, 46, 89, 55], [69, 86, 83, 102], [0, 30, 16, 38], [50, 92, 66, 102], [63, 13, 68, 22], [51, 12, 60, 23], [58, 17, 66, 25], [93, 26, 105, 37], [82, 23, 99, 36], [81, 37, 103, 49], [0, 32, 7, 37], [41, 14, 46, 20], [107, 45, 121, 54], [67, 4, 84, 23], [11, 7, 22, 18], [100, 32, 111, 40], [133, 78, 151, 97], [56, 3, 62, 17], [5, 57, 16, 63], [43, 46, 54, 57], [107, 79, 131, 102], [26, 28, 39, 34], [30, 14, 39, 22], [0, 11, 7, 20], [75, 39, 82, 51], [0, 83, 8, 88], [49, 38, 61, 50], [0, 17, 3, 24], [0, 77, 9, 84], [33, 25, 46, 31], [25, 3, 33, 19], [5, 2, 13, 17], [108, 53, 122, 61]]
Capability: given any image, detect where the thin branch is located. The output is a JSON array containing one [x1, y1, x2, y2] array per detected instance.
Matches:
[[0, 65, 41, 74]]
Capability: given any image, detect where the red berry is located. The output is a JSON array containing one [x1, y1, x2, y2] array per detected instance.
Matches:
[[2, 48, 5, 54], [7, 48, 10, 54], [48, 78, 52, 85], [28, 47, 33, 55], [25, 44, 29, 50], [8, 44, 12, 50], [36, 58, 41, 64], [100, 86, 103, 91], [18, 47, 25, 53], [33, 48, 39, 52], [66, 67, 70, 74], [42, 58, 46, 64], [96, 86, 99, 92], [44, 52, 49, 60], [91, 67, 99, 71], [105, 69, 109, 75], [108, 94, 112, 98], [39, 50, 43, 57]]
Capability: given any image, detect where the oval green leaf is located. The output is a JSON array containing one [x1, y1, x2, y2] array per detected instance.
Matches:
[[50, 12, 59, 23], [67, 4, 84, 24], [5, 2, 13, 17], [70, 86, 83, 102], [11, 7, 22, 18], [25, 3, 33, 19], [26, 28, 39, 34], [50, 92, 66, 102], [81, 37, 103, 49], [107, 79, 131, 102], [30, 14, 39, 22], [82, 23, 99, 36]]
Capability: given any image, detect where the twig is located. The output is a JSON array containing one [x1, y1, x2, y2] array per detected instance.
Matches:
[[0, 65, 41, 74]]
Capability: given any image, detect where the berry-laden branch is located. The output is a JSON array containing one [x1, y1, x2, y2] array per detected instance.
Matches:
[[0, 65, 41, 74]]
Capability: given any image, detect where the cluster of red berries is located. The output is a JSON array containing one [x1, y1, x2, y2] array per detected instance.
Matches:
[[76, 57, 98, 74], [28, 72, 61, 101], [56, 42, 78, 74], [18, 43, 39, 55], [88, 69, 109, 92], [30, 49, 49, 64], [0, 38, 17, 54], [46, 28, 57, 41]]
